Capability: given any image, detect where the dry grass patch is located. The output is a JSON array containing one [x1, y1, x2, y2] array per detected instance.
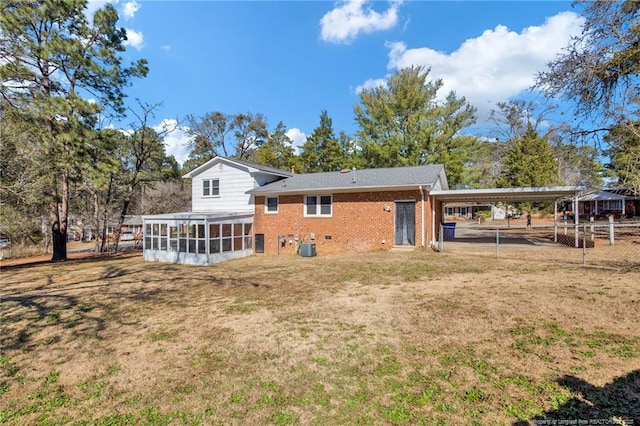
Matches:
[[1, 251, 639, 425]]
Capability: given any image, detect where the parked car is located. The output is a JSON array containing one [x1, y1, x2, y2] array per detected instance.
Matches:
[[120, 231, 135, 241], [0, 238, 10, 249]]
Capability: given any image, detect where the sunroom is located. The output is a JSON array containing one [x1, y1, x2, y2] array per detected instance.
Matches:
[[141, 212, 253, 266]]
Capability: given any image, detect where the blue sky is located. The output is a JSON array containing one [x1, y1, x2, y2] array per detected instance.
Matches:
[[92, 0, 585, 165]]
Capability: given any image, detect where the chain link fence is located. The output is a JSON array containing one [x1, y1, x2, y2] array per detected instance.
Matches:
[[438, 221, 640, 268]]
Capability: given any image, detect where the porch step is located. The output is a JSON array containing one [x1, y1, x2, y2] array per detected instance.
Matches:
[[390, 245, 416, 252]]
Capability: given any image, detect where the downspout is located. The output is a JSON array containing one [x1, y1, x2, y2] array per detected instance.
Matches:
[[431, 195, 436, 247], [419, 186, 425, 248]]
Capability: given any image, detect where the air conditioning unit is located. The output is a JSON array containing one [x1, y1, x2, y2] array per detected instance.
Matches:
[[299, 242, 316, 257]]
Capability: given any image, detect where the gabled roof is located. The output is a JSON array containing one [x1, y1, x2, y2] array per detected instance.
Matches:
[[248, 164, 447, 195], [606, 188, 639, 199], [182, 156, 293, 179], [578, 190, 626, 202]]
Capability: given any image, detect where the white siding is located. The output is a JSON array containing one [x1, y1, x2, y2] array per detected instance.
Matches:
[[191, 162, 256, 212]]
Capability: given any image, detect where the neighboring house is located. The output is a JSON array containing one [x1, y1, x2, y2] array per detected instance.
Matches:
[[443, 204, 474, 220], [577, 189, 640, 219], [142, 157, 291, 265], [248, 165, 448, 255]]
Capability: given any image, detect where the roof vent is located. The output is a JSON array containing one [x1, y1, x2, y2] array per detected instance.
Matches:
[[351, 167, 356, 183]]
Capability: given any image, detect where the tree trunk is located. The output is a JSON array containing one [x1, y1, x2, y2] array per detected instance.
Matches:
[[114, 191, 132, 254], [100, 174, 114, 254], [50, 174, 69, 261], [93, 190, 100, 254]]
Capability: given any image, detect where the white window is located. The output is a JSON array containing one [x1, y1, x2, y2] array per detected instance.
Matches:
[[305, 195, 332, 217], [459, 207, 468, 217], [603, 200, 622, 210], [203, 179, 220, 197], [265, 197, 278, 213], [445, 207, 455, 216]]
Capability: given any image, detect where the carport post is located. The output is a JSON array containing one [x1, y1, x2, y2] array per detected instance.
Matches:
[[496, 228, 500, 258], [574, 196, 579, 248]]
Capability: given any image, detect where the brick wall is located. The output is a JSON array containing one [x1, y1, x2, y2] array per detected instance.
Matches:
[[254, 190, 436, 255]]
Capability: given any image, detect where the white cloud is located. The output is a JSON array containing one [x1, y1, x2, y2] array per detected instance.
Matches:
[[286, 128, 307, 152], [321, 0, 402, 44], [355, 77, 387, 94], [86, 1, 139, 19], [160, 45, 171, 52], [155, 119, 193, 166], [85, 0, 110, 18], [124, 28, 144, 50], [377, 11, 584, 120], [121, 1, 140, 19]]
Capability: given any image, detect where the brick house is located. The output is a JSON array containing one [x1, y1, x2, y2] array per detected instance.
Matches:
[[248, 165, 448, 255], [577, 189, 640, 219], [142, 156, 583, 264]]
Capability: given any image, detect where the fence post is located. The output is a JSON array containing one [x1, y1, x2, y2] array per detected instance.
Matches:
[[496, 228, 500, 259], [582, 225, 587, 265], [608, 215, 615, 246]]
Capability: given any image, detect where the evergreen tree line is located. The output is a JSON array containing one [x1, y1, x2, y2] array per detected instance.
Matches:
[[1, 0, 637, 260], [184, 67, 604, 192]]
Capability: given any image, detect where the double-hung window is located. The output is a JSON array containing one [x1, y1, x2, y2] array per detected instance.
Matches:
[[265, 197, 278, 213], [304, 195, 332, 217], [203, 179, 220, 197], [603, 200, 622, 210]]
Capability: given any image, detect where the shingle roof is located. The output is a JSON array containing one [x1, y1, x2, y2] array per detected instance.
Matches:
[[248, 164, 445, 195]]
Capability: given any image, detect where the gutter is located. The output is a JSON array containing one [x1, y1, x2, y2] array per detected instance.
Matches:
[[248, 183, 434, 196]]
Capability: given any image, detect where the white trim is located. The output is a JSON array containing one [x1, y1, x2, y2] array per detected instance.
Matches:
[[303, 194, 333, 217], [183, 156, 292, 179]]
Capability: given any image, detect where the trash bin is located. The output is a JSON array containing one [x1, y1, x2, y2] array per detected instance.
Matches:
[[299, 242, 317, 257], [442, 222, 456, 241]]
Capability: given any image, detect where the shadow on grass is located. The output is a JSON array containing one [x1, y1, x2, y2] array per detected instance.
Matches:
[[514, 370, 640, 425], [1, 256, 269, 352], [0, 249, 142, 272]]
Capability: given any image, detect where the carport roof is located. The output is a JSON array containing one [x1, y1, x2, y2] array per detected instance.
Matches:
[[431, 186, 583, 204]]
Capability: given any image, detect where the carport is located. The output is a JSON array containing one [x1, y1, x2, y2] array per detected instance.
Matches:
[[430, 186, 584, 247]]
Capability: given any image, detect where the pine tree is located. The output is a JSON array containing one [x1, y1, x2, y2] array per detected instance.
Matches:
[[354, 66, 478, 187], [497, 123, 559, 188], [0, 0, 148, 261], [253, 121, 298, 171], [300, 111, 344, 173]]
